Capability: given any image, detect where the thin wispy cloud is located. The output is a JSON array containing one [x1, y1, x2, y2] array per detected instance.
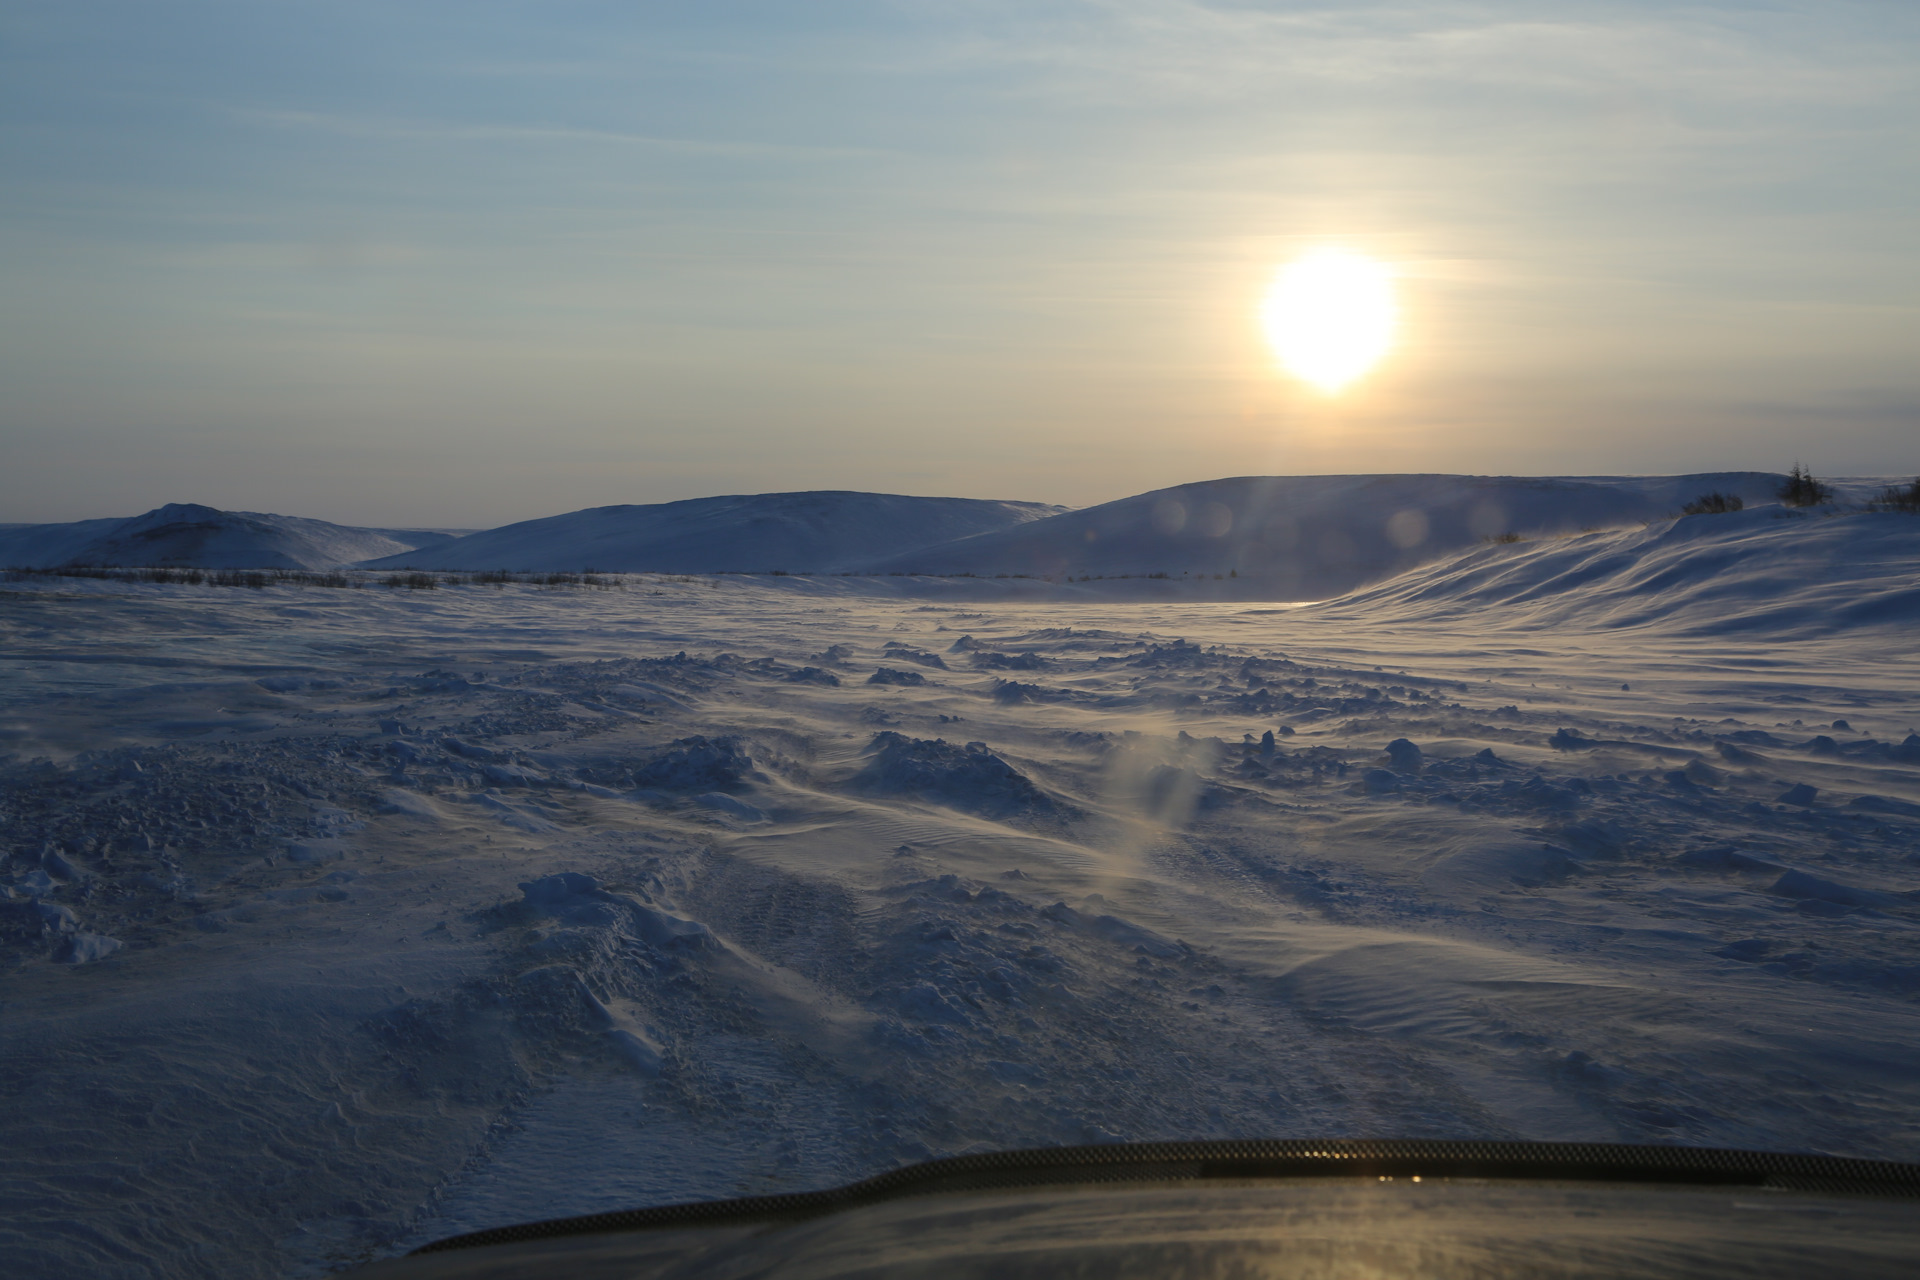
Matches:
[[234, 107, 891, 159], [0, 1, 1913, 524]]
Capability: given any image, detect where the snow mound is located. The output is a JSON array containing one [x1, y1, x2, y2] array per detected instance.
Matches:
[[864, 472, 1885, 598], [632, 736, 757, 791], [0, 503, 462, 570], [1319, 505, 1920, 636], [516, 872, 719, 952], [851, 732, 1068, 822], [359, 490, 1064, 573]]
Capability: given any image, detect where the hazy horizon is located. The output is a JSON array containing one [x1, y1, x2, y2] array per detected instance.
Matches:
[[13, 465, 1909, 535], [4, 2, 1916, 527]]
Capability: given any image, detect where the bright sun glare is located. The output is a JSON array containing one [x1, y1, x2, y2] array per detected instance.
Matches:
[[1261, 248, 1397, 393]]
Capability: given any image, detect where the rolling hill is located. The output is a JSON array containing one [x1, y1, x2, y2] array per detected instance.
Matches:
[[360, 491, 1066, 573], [0, 504, 464, 571], [859, 472, 1827, 599]]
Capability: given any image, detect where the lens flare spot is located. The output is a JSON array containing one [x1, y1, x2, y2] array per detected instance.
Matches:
[[1386, 508, 1430, 549]]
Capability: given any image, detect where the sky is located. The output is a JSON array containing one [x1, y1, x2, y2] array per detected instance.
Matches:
[[2, 1, 1915, 527]]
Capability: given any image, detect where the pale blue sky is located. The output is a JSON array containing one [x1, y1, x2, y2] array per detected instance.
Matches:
[[2, 1, 1915, 525]]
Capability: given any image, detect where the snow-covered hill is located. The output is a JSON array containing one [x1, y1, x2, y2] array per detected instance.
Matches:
[[0, 516, 129, 568], [0, 503, 463, 570], [1317, 504, 1920, 637], [360, 491, 1065, 573], [862, 473, 1877, 599]]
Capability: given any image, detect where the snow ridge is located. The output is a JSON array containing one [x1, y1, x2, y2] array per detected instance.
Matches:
[[1319, 504, 1920, 637]]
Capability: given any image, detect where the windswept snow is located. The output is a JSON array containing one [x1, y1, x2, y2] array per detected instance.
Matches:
[[0, 504, 464, 571], [1323, 504, 1920, 637], [864, 472, 1876, 598], [1, 501, 1918, 1278], [358, 491, 1066, 573]]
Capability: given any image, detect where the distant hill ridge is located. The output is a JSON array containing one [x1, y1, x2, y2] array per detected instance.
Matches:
[[5, 476, 1900, 589], [359, 490, 1067, 574], [0, 503, 462, 571], [860, 472, 1847, 600]]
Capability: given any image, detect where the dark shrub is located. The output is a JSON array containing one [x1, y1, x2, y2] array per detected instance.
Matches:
[[1681, 492, 1743, 515], [1873, 477, 1920, 512]]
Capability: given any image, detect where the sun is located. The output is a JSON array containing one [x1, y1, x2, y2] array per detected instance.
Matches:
[[1261, 248, 1397, 393]]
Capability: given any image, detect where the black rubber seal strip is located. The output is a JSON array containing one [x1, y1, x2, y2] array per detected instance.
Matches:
[[410, 1138, 1920, 1255]]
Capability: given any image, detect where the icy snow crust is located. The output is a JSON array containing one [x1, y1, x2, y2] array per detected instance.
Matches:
[[3, 509, 1920, 1277]]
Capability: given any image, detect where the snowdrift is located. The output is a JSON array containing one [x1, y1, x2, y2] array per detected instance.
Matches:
[[860, 473, 1827, 599], [361, 491, 1064, 573], [0, 503, 462, 570], [1316, 504, 1920, 636], [7, 508, 1920, 1275]]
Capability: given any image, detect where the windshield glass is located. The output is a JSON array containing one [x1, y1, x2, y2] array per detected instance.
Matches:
[[3, 4, 1917, 1277]]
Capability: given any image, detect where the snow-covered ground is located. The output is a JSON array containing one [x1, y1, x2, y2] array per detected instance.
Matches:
[[3, 507, 1919, 1278]]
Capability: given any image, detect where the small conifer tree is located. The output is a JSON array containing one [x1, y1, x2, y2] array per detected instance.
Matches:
[[1778, 464, 1833, 507]]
